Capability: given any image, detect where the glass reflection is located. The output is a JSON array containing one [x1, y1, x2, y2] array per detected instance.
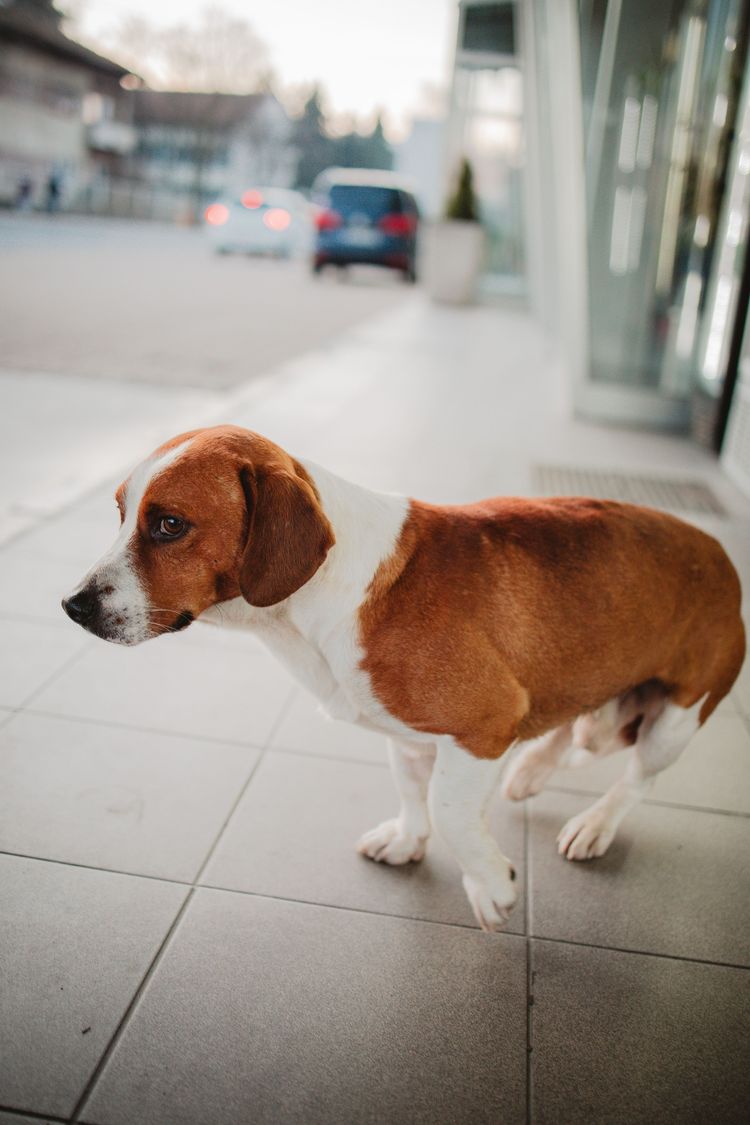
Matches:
[[579, 0, 748, 407]]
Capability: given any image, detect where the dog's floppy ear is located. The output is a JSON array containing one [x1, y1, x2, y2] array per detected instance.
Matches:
[[238, 464, 334, 607]]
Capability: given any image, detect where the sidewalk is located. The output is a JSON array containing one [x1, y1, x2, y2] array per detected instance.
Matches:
[[1, 296, 748, 1124]]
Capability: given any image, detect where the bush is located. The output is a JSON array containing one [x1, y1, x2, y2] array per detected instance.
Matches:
[[445, 158, 480, 222]]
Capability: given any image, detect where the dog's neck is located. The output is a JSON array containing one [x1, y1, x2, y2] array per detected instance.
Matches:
[[201, 460, 409, 647]]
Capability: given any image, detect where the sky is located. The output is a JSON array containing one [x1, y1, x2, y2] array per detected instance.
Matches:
[[61, 0, 457, 139]]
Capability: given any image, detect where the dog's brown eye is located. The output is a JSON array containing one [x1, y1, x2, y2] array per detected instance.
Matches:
[[158, 516, 185, 538]]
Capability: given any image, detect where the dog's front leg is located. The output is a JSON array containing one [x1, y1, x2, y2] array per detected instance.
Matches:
[[357, 739, 436, 864], [429, 738, 517, 932]]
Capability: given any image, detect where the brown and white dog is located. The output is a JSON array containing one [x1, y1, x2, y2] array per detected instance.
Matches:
[[63, 425, 745, 931]]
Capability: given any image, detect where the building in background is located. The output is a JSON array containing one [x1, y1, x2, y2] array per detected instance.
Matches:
[[444, 1, 524, 294], [128, 91, 295, 222], [0, 1, 295, 221], [446, 0, 750, 497], [0, 0, 135, 209], [393, 118, 445, 218]]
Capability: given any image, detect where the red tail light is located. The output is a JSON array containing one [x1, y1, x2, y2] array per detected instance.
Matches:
[[205, 202, 229, 226], [263, 207, 291, 231], [378, 212, 416, 236], [315, 209, 343, 231]]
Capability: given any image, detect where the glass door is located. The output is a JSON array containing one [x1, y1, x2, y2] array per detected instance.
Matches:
[[577, 0, 748, 423]]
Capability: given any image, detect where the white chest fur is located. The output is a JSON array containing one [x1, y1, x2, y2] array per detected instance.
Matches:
[[200, 461, 411, 734]]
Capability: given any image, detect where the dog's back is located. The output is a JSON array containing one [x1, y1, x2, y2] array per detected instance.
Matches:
[[359, 496, 744, 749]]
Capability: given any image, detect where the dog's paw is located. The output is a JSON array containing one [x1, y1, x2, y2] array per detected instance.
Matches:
[[501, 750, 553, 801], [463, 869, 518, 932], [557, 810, 615, 861], [356, 819, 427, 865]]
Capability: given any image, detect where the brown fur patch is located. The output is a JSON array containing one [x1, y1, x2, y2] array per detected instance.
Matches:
[[359, 497, 745, 759]]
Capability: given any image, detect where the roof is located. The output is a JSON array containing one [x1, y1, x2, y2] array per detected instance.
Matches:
[[132, 90, 269, 130], [0, 0, 131, 77], [313, 167, 417, 193]]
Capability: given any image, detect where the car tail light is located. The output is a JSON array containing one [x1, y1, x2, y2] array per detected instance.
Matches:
[[315, 209, 343, 231], [205, 202, 229, 226], [241, 190, 263, 209], [263, 207, 291, 231], [378, 212, 416, 236]]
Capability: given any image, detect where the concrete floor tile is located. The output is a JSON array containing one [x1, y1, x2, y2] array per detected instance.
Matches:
[[30, 632, 294, 745], [0, 543, 92, 625], [734, 658, 750, 717], [0, 713, 259, 881], [201, 751, 526, 931], [82, 889, 527, 1125], [269, 688, 389, 764], [0, 618, 86, 707], [530, 940, 750, 1124], [0, 854, 186, 1118], [543, 711, 750, 814], [528, 790, 750, 963], [10, 490, 121, 564]]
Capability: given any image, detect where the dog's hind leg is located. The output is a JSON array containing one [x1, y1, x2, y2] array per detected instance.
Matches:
[[357, 738, 436, 865], [557, 694, 705, 861], [501, 723, 575, 801]]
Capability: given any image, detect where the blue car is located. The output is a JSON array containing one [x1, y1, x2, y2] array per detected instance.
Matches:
[[312, 169, 419, 282]]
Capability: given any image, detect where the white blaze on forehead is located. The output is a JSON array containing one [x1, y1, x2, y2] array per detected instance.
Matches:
[[68, 439, 194, 644], [121, 438, 194, 533]]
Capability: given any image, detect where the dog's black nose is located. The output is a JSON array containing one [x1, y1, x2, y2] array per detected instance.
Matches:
[[62, 588, 97, 626]]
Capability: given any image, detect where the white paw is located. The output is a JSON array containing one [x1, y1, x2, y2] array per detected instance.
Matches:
[[557, 811, 615, 861], [356, 819, 427, 865], [501, 752, 553, 801], [463, 869, 518, 932]]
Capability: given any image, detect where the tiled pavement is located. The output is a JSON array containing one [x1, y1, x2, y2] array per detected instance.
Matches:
[[1, 299, 749, 1123]]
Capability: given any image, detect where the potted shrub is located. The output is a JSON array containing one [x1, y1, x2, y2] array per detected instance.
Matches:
[[428, 158, 486, 305]]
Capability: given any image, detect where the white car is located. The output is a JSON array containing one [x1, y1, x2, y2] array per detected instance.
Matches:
[[204, 188, 312, 257]]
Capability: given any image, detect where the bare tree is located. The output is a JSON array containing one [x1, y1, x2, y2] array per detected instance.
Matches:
[[156, 7, 270, 92], [82, 5, 271, 93]]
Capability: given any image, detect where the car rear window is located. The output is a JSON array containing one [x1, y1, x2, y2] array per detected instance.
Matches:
[[329, 185, 402, 216]]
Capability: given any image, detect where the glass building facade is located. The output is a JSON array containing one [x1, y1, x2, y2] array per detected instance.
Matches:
[[447, 1, 750, 490], [445, 1, 526, 293]]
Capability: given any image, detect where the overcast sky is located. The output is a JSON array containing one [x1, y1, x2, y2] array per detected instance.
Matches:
[[62, 0, 457, 137]]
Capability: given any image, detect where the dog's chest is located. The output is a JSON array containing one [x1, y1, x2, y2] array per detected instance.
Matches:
[[254, 612, 425, 741]]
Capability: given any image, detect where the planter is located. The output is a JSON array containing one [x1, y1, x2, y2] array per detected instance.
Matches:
[[427, 219, 486, 305]]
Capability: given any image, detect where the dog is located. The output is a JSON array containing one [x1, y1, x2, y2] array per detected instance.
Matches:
[[62, 425, 745, 931]]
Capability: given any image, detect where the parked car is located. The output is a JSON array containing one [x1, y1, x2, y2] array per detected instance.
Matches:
[[204, 188, 312, 257], [311, 169, 420, 281]]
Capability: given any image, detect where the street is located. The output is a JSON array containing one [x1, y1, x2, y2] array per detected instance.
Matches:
[[0, 212, 412, 540], [0, 213, 407, 390]]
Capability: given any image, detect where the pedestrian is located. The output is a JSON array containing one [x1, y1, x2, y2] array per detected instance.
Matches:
[[15, 175, 33, 210], [46, 171, 61, 213]]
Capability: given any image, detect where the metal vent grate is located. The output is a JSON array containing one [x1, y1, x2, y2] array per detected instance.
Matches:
[[531, 465, 726, 516]]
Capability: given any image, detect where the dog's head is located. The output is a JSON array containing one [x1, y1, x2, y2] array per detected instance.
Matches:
[[62, 425, 334, 645]]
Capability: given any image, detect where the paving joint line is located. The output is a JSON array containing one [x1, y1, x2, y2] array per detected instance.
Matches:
[[5, 846, 748, 973], [70, 888, 195, 1123], [0, 1103, 71, 1123], [542, 783, 750, 820], [14, 641, 92, 713], [523, 799, 533, 1125], [68, 681, 298, 1117], [0, 849, 193, 887], [19, 705, 269, 752], [16, 704, 391, 769]]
